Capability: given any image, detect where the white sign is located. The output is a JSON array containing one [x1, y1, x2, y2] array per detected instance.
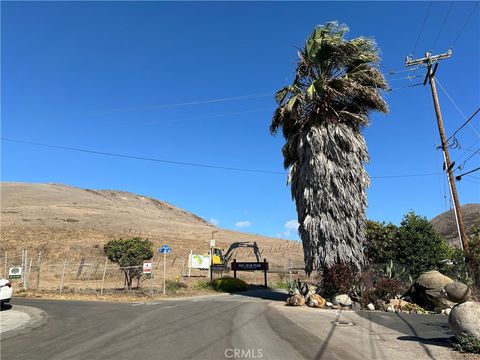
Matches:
[[143, 260, 152, 274], [189, 254, 211, 269], [9, 266, 22, 279], [210, 239, 216, 247]]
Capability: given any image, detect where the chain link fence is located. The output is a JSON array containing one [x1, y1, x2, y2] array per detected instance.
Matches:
[[1, 249, 308, 295]]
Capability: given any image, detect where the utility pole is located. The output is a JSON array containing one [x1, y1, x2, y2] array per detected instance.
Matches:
[[405, 49, 469, 256]]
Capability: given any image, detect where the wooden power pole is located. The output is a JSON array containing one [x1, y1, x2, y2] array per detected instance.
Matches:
[[405, 50, 469, 255]]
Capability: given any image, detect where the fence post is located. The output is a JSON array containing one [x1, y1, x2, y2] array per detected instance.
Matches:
[[4, 251, 7, 278], [21, 249, 25, 289], [100, 257, 108, 295], [150, 262, 154, 297], [59, 259, 67, 294], [36, 252, 42, 289], [188, 250, 192, 278], [26, 258, 33, 291]]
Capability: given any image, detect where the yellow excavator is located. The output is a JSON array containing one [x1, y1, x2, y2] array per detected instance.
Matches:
[[210, 241, 261, 267]]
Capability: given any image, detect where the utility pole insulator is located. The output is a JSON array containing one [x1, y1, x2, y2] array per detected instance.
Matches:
[[404, 50, 469, 258]]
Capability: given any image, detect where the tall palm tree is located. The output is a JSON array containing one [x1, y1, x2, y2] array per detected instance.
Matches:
[[271, 22, 388, 274]]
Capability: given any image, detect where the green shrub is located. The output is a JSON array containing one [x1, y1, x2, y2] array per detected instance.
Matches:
[[273, 282, 290, 290], [453, 335, 480, 353], [165, 280, 187, 293], [211, 277, 247, 293], [193, 281, 212, 290]]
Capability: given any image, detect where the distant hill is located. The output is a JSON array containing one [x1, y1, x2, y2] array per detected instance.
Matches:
[[430, 204, 480, 247], [0, 182, 304, 274]]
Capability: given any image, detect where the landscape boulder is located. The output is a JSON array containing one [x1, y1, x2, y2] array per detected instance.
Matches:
[[388, 299, 411, 309], [351, 302, 362, 311], [287, 293, 305, 306], [405, 270, 455, 311], [306, 294, 326, 308], [448, 301, 480, 340], [367, 303, 375, 311], [332, 294, 352, 307], [375, 299, 387, 312], [442, 282, 471, 303]]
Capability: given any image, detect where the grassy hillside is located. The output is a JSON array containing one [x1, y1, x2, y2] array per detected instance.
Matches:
[[430, 204, 480, 247], [0, 182, 305, 279]]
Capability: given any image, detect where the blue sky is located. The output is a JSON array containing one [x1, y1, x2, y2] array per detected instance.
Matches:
[[2, 1, 479, 240]]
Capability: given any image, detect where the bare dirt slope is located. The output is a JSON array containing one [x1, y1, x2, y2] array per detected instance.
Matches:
[[0, 182, 304, 274], [430, 204, 480, 247]]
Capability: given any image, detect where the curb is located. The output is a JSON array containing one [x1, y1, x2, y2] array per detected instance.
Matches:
[[0, 305, 48, 340]]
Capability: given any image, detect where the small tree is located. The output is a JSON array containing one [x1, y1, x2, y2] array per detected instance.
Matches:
[[104, 237, 153, 290], [365, 220, 397, 265], [395, 211, 450, 279]]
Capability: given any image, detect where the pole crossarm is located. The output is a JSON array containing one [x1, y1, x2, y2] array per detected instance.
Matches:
[[405, 49, 452, 67]]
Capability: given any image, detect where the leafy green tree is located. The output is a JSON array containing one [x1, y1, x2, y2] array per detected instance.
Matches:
[[395, 211, 450, 278], [365, 220, 397, 264], [270, 21, 388, 274], [104, 237, 153, 290], [444, 225, 480, 289]]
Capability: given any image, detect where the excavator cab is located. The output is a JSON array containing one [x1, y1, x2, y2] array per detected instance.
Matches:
[[210, 247, 223, 265]]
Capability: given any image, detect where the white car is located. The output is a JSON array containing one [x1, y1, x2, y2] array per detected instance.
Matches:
[[0, 278, 13, 305]]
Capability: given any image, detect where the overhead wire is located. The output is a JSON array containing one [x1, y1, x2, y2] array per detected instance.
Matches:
[[2, 137, 445, 179], [456, 166, 480, 180], [446, 107, 480, 143], [47, 91, 274, 118], [412, 1, 433, 55], [455, 147, 480, 171], [432, 1, 455, 51], [451, 1, 479, 47], [114, 107, 274, 127], [435, 78, 480, 139]]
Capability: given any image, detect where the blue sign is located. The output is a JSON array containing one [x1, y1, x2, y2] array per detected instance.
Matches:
[[159, 245, 171, 253]]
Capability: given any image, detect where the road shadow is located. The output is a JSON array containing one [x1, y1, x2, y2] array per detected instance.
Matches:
[[397, 335, 453, 348], [232, 288, 289, 301], [0, 304, 13, 311]]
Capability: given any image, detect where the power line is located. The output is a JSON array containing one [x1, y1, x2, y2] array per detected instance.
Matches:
[[2, 138, 285, 175], [446, 107, 480, 143], [455, 139, 480, 163], [2, 137, 444, 179], [456, 166, 480, 180], [435, 78, 480, 139], [115, 107, 274, 127], [432, 1, 454, 50], [412, 1, 433, 55], [452, 1, 479, 47], [455, 147, 480, 171], [48, 91, 274, 118]]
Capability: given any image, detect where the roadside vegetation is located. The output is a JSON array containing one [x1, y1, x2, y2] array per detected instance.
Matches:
[[211, 277, 247, 293], [453, 335, 480, 354], [104, 237, 154, 290]]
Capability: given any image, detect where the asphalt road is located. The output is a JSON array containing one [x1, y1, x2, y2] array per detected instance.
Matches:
[[1, 290, 452, 360]]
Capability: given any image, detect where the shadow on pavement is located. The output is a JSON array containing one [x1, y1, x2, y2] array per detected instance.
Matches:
[[232, 288, 289, 301], [0, 304, 13, 311], [397, 335, 453, 348]]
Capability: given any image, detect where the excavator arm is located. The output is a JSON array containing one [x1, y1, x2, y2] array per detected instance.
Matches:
[[222, 241, 261, 264]]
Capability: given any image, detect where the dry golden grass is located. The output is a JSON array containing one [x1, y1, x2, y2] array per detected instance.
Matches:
[[1, 182, 306, 292]]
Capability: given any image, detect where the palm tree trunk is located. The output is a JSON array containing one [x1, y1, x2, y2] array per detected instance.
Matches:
[[290, 122, 369, 273]]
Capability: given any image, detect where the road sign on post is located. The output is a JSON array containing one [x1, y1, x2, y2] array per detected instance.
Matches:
[[159, 245, 171, 295], [231, 259, 269, 288], [8, 266, 22, 279], [143, 260, 152, 275]]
